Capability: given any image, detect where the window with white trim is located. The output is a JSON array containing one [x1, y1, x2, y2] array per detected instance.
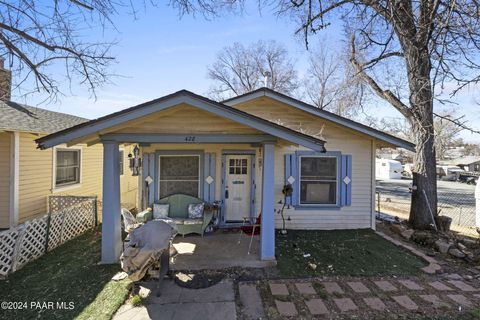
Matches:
[[158, 155, 200, 198], [55, 149, 81, 187], [299, 156, 338, 205]]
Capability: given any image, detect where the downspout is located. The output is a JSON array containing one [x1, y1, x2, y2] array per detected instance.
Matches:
[[9, 131, 19, 228]]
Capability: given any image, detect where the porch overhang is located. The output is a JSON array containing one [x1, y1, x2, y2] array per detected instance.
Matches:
[[35, 90, 326, 152], [100, 133, 278, 144]]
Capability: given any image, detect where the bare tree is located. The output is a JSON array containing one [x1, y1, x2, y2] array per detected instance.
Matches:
[[375, 113, 463, 160], [304, 46, 365, 118], [0, 1, 141, 100], [207, 40, 298, 100], [433, 114, 464, 160], [172, 1, 480, 229]]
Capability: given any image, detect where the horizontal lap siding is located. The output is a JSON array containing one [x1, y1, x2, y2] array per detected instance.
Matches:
[[18, 133, 52, 222], [120, 145, 139, 210], [18, 133, 138, 223], [0, 132, 11, 228], [234, 97, 374, 230], [115, 104, 260, 135]]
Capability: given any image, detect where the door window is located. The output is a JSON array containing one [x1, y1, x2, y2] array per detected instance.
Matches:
[[229, 158, 248, 174]]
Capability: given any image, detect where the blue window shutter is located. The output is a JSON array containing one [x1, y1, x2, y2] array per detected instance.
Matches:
[[203, 153, 216, 202], [142, 153, 150, 180], [209, 153, 216, 202], [142, 153, 150, 208], [284, 153, 298, 205], [341, 155, 353, 206], [148, 153, 155, 205]]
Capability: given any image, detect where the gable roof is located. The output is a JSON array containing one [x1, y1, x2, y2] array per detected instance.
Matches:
[[452, 156, 480, 166], [223, 87, 415, 151], [0, 101, 87, 134], [36, 90, 326, 151]]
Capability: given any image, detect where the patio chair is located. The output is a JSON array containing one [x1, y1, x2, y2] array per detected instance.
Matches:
[[121, 208, 140, 233], [120, 208, 142, 250]]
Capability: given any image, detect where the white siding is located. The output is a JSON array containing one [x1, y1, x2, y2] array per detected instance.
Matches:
[[233, 96, 376, 230]]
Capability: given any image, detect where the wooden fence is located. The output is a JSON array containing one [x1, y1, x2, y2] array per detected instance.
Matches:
[[0, 196, 97, 277]]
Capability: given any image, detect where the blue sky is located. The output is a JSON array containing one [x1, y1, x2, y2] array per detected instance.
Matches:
[[12, 2, 480, 142]]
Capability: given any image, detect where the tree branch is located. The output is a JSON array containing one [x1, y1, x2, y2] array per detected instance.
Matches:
[[349, 34, 414, 120], [433, 112, 480, 134]]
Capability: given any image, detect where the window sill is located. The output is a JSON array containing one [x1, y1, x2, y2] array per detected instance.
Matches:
[[53, 183, 82, 193], [293, 204, 341, 211]]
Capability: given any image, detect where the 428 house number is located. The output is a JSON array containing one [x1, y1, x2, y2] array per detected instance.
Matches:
[[184, 136, 196, 142]]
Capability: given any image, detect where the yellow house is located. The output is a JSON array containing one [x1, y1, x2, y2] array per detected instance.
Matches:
[[0, 72, 138, 229], [36, 88, 414, 264]]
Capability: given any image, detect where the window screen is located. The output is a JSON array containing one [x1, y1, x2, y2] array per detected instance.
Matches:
[[299, 156, 337, 205], [56, 149, 81, 187], [159, 155, 200, 198]]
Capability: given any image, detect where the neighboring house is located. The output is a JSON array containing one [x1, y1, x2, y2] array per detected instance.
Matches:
[[0, 65, 138, 229], [36, 88, 414, 263], [452, 156, 480, 172]]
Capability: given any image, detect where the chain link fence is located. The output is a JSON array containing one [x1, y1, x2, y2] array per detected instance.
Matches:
[[376, 181, 477, 237]]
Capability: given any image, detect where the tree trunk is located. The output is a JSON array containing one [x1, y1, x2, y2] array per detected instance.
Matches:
[[410, 121, 438, 229], [406, 46, 438, 229]]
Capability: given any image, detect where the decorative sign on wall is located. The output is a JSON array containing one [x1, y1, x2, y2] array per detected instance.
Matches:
[[145, 176, 153, 185], [205, 175, 214, 185]]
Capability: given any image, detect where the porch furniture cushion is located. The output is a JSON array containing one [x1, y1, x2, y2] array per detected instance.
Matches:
[[153, 204, 170, 219], [183, 219, 203, 225], [136, 208, 153, 223], [151, 194, 213, 236], [170, 218, 185, 225], [188, 203, 204, 219]]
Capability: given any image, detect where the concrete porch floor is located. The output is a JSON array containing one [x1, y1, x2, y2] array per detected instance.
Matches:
[[171, 229, 275, 270]]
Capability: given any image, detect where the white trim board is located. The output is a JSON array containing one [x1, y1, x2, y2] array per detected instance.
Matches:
[[9, 131, 19, 228]]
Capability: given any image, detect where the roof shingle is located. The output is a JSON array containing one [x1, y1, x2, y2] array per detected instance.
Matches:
[[0, 101, 87, 133]]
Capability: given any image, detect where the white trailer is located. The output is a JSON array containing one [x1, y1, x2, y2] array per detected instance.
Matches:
[[376, 158, 403, 180]]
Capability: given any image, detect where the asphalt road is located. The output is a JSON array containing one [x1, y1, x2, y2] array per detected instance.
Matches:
[[376, 179, 476, 207]]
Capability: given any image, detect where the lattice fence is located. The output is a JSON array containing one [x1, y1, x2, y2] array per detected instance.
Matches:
[[0, 196, 97, 277]]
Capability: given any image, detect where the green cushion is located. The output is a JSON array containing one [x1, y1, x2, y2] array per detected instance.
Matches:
[[156, 194, 203, 219]]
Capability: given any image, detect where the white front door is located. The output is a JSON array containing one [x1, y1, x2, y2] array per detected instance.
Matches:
[[224, 155, 252, 222]]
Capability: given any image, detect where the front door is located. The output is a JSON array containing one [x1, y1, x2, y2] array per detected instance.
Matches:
[[224, 155, 252, 222]]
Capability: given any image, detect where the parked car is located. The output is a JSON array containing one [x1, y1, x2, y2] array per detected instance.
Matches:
[[436, 165, 465, 181], [458, 173, 478, 185]]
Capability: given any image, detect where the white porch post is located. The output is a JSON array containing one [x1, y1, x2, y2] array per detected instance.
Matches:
[[101, 141, 122, 264], [260, 143, 275, 260]]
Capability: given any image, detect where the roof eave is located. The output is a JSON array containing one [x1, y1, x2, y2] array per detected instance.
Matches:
[[36, 91, 326, 152], [223, 88, 416, 152]]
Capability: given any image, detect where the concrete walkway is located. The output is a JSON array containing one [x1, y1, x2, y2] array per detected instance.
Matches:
[[113, 280, 236, 320]]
